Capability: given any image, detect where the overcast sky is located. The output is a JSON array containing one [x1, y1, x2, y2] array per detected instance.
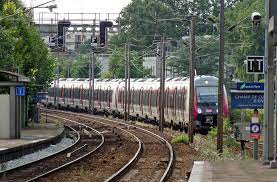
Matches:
[[22, 0, 131, 13]]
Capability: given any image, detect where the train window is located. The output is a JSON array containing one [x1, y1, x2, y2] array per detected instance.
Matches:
[[74, 88, 79, 99], [118, 90, 122, 103], [150, 91, 156, 106], [101, 90, 105, 102], [98, 89, 102, 102], [168, 92, 174, 109], [107, 90, 112, 102], [83, 89, 88, 100], [93, 90, 98, 100], [143, 90, 148, 105], [64, 88, 68, 98], [196, 86, 218, 106]]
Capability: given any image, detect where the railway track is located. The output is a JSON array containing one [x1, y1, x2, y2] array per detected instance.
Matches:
[[0, 115, 104, 182], [42, 109, 174, 182]]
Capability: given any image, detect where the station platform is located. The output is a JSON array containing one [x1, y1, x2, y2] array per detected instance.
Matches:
[[0, 123, 64, 161], [189, 160, 277, 182]]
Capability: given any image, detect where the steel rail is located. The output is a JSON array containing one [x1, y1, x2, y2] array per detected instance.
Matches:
[[44, 109, 174, 182], [25, 114, 105, 182], [0, 123, 80, 177], [45, 109, 143, 182]]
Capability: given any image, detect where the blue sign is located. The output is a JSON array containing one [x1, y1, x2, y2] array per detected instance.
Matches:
[[237, 82, 264, 91], [16, 86, 26, 96], [250, 123, 260, 134], [34, 95, 46, 102], [231, 92, 264, 109]]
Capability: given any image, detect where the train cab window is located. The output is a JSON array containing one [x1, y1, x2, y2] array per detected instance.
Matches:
[[196, 86, 218, 106]]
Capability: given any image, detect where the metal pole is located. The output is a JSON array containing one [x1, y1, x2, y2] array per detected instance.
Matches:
[[253, 74, 259, 160], [217, 0, 224, 153], [57, 66, 60, 109], [189, 16, 196, 143], [159, 42, 162, 131], [89, 53, 92, 113], [124, 43, 128, 121], [127, 43, 131, 122], [264, 0, 275, 163], [91, 52, 95, 115], [91, 19, 96, 115], [160, 37, 166, 133]]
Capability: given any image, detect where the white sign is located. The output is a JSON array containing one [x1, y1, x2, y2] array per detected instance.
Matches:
[[246, 56, 264, 74]]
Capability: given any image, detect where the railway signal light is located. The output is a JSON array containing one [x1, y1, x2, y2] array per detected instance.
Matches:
[[57, 20, 71, 48], [99, 21, 113, 47]]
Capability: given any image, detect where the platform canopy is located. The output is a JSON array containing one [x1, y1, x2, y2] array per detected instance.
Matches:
[[0, 70, 30, 86]]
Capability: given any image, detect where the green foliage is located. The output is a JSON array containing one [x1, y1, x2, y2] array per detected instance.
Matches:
[[225, 0, 264, 81], [168, 36, 219, 76], [224, 136, 240, 148], [171, 134, 189, 144], [0, 1, 55, 123], [208, 128, 218, 139], [58, 55, 101, 78], [106, 46, 150, 78], [196, 135, 247, 161]]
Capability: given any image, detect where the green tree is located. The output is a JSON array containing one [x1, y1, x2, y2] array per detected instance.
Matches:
[[0, 1, 56, 123], [225, 0, 264, 81], [105, 46, 150, 78]]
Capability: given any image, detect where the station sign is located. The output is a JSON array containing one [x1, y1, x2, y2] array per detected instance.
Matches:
[[236, 82, 264, 91], [231, 92, 264, 109], [16, 86, 26, 96]]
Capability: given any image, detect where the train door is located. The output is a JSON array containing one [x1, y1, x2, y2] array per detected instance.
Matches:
[[139, 87, 143, 115], [80, 85, 83, 106], [148, 87, 152, 115], [165, 87, 169, 118], [98, 86, 102, 109], [70, 85, 74, 105], [107, 86, 111, 109], [115, 86, 119, 111], [173, 88, 177, 119], [156, 88, 160, 115], [131, 87, 135, 113]]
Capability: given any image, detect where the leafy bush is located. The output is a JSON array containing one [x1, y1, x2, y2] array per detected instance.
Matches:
[[171, 134, 189, 144], [224, 136, 240, 148], [208, 128, 217, 139]]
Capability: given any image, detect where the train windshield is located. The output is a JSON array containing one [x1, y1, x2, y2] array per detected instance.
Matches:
[[196, 86, 218, 106]]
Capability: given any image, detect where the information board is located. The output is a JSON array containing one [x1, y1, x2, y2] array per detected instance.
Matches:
[[231, 92, 264, 109]]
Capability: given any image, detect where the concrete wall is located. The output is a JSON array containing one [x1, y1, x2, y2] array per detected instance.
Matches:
[[0, 95, 10, 139]]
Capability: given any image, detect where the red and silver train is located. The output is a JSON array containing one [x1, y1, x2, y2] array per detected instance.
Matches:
[[46, 75, 228, 133]]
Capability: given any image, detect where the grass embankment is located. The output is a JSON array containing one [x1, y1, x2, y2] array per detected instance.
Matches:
[[194, 128, 251, 161]]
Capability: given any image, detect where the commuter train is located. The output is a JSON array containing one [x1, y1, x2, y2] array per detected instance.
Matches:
[[45, 75, 228, 133]]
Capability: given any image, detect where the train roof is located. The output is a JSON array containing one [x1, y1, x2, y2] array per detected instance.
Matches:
[[51, 75, 219, 89]]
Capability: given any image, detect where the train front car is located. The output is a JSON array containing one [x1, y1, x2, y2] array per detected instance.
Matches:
[[194, 76, 227, 133]]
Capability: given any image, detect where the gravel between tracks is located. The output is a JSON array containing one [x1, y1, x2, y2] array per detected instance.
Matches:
[[41, 111, 198, 181], [39, 117, 138, 182]]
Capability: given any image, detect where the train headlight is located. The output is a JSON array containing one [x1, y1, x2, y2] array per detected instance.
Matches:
[[197, 108, 202, 114], [216, 109, 218, 113]]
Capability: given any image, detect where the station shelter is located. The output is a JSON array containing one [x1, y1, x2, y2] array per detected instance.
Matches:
[[0, 70, 30, 139]]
